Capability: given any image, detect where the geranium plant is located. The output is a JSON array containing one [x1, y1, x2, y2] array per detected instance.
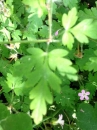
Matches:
[[0, 0, 97, 130]]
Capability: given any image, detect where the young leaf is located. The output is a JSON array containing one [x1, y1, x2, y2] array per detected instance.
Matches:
[[62, 7, 78, 30], [62, 32, 74, 49]]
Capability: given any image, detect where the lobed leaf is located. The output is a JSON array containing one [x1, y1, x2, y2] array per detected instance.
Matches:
[[62, 7, 78, 30], [62, 32, 74, 49], [70, 19, 97, 43], [29, 79, 53, 124], [5, 73, 25, 96], [55, 86, 76, 107], [63, 0, 79, 8], [48, 49, 78, 80], [22, 0, 46, 17], [79, 7, 97, 21]]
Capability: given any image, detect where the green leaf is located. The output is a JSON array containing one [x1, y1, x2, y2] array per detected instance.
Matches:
[[12, 30, 22, 40], [27, 14, 43, 33], [62, 7, 78, 30], [85, 57, 97, 72], [23, 30, 36, 40], [15, 47, 62, 124], [1, 113, 32, 130], [0, 126, 3, 130], [55, 86, 76, 107], [6, 0, 13, 5], [22, 0, 46, 17], [47, 70, 61, 93], [76, 103, 97, 130], [85, 83, 96, 99], [26, 69, 43, 88], [0, 27, 10, 40], [27, 48, 44, 55], [79, 7, 97, 21], [70, 19, 97, 43], [84, 50, 97, 72], [29, 79, 53, 124], [84, 73, 97, 98], [49, 49, 68, 57], [27, 48, 46, 68], [38, 25, 48, 38], [76, 48, 95, 71], [6, 73, 25, 96], [5, 18, 17, 31], [62, 32, 74, 49], [63, 0, 79, 8], [48, 49, 78, 80], [0, 103, 10, 121]]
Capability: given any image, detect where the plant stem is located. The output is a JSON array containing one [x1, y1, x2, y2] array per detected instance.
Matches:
[[63, 110, 70, 126], [0, 39, 60, 44], [46, 0, 53, 43]]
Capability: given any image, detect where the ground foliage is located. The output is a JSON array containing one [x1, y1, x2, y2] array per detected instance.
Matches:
[[0, 0, 97, 130]]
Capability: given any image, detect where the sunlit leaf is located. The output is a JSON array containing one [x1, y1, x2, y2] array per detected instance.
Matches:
[[48, 49, 78, 80], [62, 7, 78, 30], [22, 0, 46, 17], [70, 19, 97, 43], [29, 78, 53, 124], [62, 32, 74, 49]]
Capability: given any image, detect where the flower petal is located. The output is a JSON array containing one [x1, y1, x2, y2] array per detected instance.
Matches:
[[85, 95, 89, 100], [78, 93, 82, 96], [80, 96, 84, 100], [81, 90, 85, 94], [86, 92, 90, 95]]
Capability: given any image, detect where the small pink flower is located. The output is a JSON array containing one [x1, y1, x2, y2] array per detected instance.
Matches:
[[78, 90, 90, 100]]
